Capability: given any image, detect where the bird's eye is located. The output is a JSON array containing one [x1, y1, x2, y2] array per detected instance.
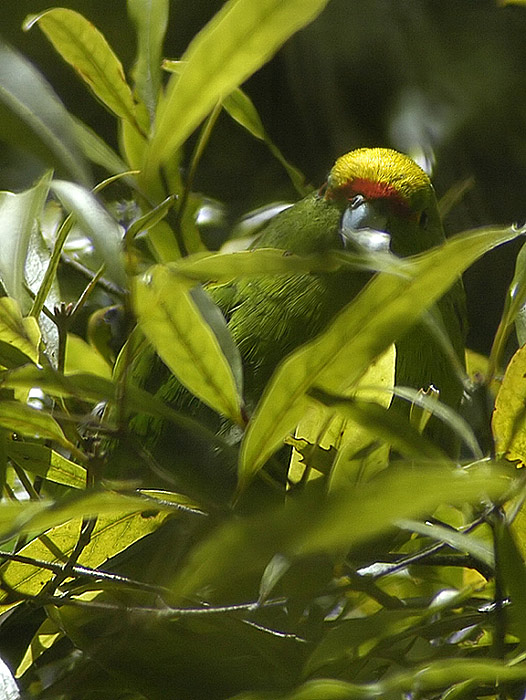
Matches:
[[349, 194, 366, 210]]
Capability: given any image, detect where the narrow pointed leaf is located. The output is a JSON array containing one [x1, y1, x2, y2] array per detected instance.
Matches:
[[397, 519, 494, 567], [128, 0, 169, 117], [125, 194, 176, 241], [492, 237, 526, 372], [8, 441, 86, 489], [15, 617, 63, 678], [166, 58, 311, 196], [24, 9, 141, 130], [492, 343, 526, 463], [145, 0, 330, 172], [0, 298, 40, 365], [0, 504, 171, 609], [172, 463, 509, 599], [170, 248, 347, 284], [71, 116, 130, 176], [0, 490, 176, 542], [0, 401, 77, 454], [494, 516, 526, 648], [133, 265, 243, 423], [309, 388, 448, 461], [0, 364, 229, 450], [0, 40, 90, 185], [231, 662, 526, 700], [240, 225, 524, 487], [0, 173, 52, 309], [51, 180, 126, 287]]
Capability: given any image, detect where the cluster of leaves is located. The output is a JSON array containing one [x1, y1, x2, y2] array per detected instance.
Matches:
[[0, 0, 526, 698]]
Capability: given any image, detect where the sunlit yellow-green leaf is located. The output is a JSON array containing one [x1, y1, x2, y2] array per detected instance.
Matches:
[[0, 173, 51, 310], [289, 346, 394, 484], [0, 365, 225, 450], [15, 617, 63, 678], [0, 495, 175, 610], [0, 400, 80, 457], [133, 265, 243, 423], [170, 248, 345, 284], [0, 297, 40, 365], [240, 225, 523, 489], [24, 8, 141, 131], [165, 59, 310, 196], [311, 388, 448, 461], [65, 333, 111, 379], [0, 490, 178, 542], [128, 0, 168, 117], [7, 441, 86, 489], [145, 0, 330, 174], [492, 344, 526, 464], [171, 462, 509, 600], [51, 180, 126, 287], [491, 238, 526, 376]]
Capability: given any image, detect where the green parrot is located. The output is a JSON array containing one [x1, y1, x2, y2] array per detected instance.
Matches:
[[109, 148, 467, 502]]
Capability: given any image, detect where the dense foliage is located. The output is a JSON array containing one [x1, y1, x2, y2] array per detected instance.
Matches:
[[0, 1, 525, 698]]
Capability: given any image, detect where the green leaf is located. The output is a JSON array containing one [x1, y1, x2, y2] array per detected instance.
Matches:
[[145, 0, 330, 173], [128, 0, 169, 118], [310, 388, 447, 461], [133, 265, 243, 424], [51, 180, 126, 287], [492, 343, 526, 463], [71, 116, 130, 176], [0, 298, 40, 365], [15, 616, 63, 678], [24, 8, 142, 132], [0, 365, 228, 450], [290, 347, 394, 487], [8, 441, 87, 489], [0, 173, 52, 309], [0, 342, 34, 370], [0, 401, 78, 455], [0, 490, 178, 542], [494, 515, 526, 648], [303, 608, 424, 679], [232, 661, 526, 700], [125, 194, 176, 242], [0, 39, 90, 185], [222, 86, 265, 140], [0, 499, 171, 608], [171, 462, 510, 600], [170, 248, 346, 284], [239, 225, 523, 488], [492, 237, 526, 374], [65, 333, 111, 379], [397, 519, 495, 567]]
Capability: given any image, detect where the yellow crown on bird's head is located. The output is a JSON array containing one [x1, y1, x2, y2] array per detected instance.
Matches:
[[326, 148, 434, 216]]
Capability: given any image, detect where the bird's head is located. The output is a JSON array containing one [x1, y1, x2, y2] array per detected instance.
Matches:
[[323, 148, 444, 256]]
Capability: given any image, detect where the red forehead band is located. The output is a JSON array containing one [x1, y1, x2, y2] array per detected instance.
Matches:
[[327, 177, 413, 218]]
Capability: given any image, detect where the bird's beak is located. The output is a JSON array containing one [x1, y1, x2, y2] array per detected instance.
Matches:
[[340, 197, 391, 253]]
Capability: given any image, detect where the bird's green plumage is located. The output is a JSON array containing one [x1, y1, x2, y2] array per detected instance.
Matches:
[[109, 148, 467, 499]]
